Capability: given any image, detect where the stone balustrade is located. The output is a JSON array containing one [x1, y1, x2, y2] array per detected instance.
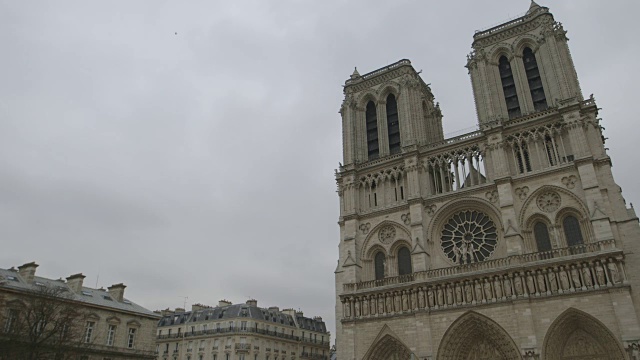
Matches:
[[340, 242, 624, 321]]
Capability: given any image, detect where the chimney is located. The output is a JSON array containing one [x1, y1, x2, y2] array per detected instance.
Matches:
[[282, 308, 296, 316], [161, 308, 174, 316], [17, 262, 38, 284], [175, 307, 185, 313], [218, 299, 232, 307], [192, 303, 210, 312], [295, 310, 304, 317], [246, 299, 258, 307], [107, 283, 126, 302], [268, 306, 280, 312], [313, 316, 323, 322], [66, 273, 86, 293]]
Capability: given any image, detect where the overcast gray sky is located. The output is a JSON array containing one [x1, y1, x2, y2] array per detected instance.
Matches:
[[1, 1, 638, 340]]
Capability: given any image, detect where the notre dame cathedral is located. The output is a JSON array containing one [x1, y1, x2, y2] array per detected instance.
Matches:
[[334, 2, 640, 359]]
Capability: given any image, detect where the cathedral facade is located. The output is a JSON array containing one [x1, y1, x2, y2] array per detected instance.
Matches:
[[334, 2, 640, 360]]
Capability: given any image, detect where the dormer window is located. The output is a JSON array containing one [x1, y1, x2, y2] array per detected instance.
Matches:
[[498, 56, 521, 119]]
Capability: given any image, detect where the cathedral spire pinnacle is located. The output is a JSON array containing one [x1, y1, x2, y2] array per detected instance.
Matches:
[[350, 67, 360, 79], [526, 0, 541, 15]]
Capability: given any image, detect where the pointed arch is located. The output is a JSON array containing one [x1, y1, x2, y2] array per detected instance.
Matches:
[[360, 221, 411, 259], [437, 311, 521, 360], [542, 308, 626, 360], [362, 325, 414, 360], [518, 185, 589, 229]]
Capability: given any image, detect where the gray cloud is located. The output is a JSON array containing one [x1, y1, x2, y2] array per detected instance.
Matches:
[[1, 0, 638, 340]]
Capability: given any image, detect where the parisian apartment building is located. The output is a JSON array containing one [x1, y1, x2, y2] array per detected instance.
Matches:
[[0, 261, 160, 360], [334, 1, 640, 359], [156, 300, 330, 360]]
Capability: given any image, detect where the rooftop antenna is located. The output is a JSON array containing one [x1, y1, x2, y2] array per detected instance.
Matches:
[[95, 272, 100, 288], [179, 296, 188, 360]]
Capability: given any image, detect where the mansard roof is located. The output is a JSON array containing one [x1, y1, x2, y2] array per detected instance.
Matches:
[[157, 301, 328, 333], [0, 267, 159, 318]]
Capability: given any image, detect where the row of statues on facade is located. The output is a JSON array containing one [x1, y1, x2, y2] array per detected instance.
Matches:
[[343, 259, 621, 318]]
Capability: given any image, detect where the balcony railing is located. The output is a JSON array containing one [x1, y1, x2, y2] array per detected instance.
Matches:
[[157, 326, 306, 341], [344, 239, 616, 292], [340, 241, 624, 321], [235, 343, 251, 351]]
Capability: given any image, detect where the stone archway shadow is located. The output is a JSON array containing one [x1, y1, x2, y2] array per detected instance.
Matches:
[[436, 311, 521, 360]]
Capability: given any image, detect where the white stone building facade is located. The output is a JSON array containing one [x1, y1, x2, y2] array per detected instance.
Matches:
[[334, 2, 640, 359], [156, 300, 330, 360]]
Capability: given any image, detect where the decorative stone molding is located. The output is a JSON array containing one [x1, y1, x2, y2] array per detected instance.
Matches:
[[359, 223, 371, 234], [522, 349, 540, 360], [378, 226, 397, 244], [341, 249, 623, 321], [515, 186, 529, 200], [536, 191, 561, 213], [561, 175, 578, 189], [401, 213, 411, 225], [425, 205, 437, 216], [485, 190, 499, 203]]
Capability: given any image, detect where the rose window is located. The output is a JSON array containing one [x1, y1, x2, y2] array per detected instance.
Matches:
[[536, 191, 561, 213], [441, 210, 498, 264]]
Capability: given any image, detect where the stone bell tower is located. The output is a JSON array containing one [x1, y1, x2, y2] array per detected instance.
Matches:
[[467, 1, 583, 126], [335, 2, 640, 360]]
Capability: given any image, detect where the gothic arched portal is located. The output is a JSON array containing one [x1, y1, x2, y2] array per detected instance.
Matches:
[[542, 308, 626, 360], [362, 326, 413, 360], [437, 311, 521, 360]]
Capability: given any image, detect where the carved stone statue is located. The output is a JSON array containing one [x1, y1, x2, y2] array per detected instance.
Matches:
[[548, 270, 558, 292], [483, 279, 493, 301], [362, 297, 369, 316], [378, 295, 384, 315], [344, 300, 351, 318], [402, 291, 408, 311], [514, 275, 524, 296], [455, 284, 463, 304], [394, 292, 401, 312], [571, 267, 582, 288], [427, 288, 435, 308], [418, 288, 426, 309], [559, 269, 570, 290], [608, 262, 620, 284], [354, 299, 360, 317], [465, 283, 473, 303], [503, 277, 513, 297], [385, 293, 393, 313], [446, 285, 454, 305], [595, 263, 606, 286], [494, 277, 503, 298], [537, 272, 547, 293], [437, 287, 444, 306], [475, 281, 484, 302], [526, 273, 536, 294], [369, 297, 376, 316], [582, 267, 593, 287], [409, 290, 416, 310]]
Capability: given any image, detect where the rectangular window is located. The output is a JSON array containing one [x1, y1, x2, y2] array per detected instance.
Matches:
[[127, 328, 136, 348], [192, 326, 195, 334], [84, 321, 95, 343], [169, 328, 172, 335], [226, 354, 230, 360], [203, 324, 208, 331], [106, 325, 116, 346], [229, 321, 234, 330], [213, 355, 217, 360], [241, 321, 247, 331], [239, 355, 245, 360]]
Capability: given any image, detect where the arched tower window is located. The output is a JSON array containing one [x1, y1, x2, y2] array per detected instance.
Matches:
[[498, 56, 521, 119], [563, 215, 584, 247], [386, 94, 401, 155], [533, 222, 552, 252], [374, 252, 385, 280], [522, 47, 547, 112], [397, 247, 412, 276], [365, 101, 379, 160]]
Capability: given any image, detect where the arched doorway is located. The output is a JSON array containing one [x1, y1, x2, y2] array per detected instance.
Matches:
[[362, 327, 413, 360], [543, 308, 626, 360], [437, 311, 521, 360]]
